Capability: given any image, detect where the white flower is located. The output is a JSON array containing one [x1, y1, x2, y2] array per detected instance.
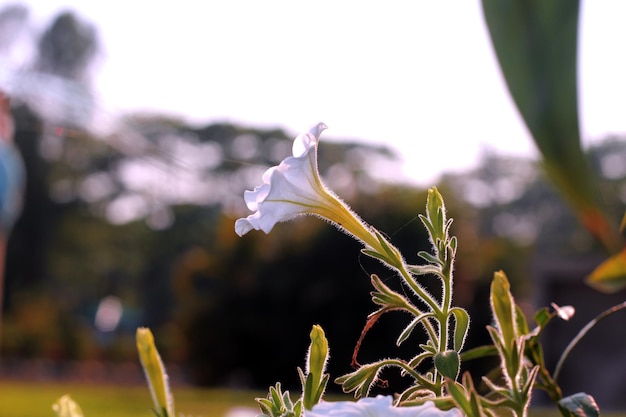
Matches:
[[235, 123, 381, 251], [305, 396, 462, 417]]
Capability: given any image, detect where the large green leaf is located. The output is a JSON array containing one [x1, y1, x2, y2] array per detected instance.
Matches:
[[482, 0, 619, 252]]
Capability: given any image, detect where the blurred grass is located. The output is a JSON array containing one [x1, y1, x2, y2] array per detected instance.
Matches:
[[1, 381, 626, 417], [0, 381, 260, 417]]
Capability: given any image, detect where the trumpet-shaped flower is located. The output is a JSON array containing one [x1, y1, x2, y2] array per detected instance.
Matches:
[[235, 123, 382, 251], [305, 396, 462, 417]]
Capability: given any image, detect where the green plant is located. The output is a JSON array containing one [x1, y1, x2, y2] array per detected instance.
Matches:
[[233, 125, 618, 416]]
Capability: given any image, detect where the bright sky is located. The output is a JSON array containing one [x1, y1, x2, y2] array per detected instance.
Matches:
[[16, 1, 626, 185]]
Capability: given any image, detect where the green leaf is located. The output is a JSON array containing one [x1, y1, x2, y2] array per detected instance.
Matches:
[[490, 271, 516, 350], [418, 250, 441, 266], [586, 248, 626, 293], [515, 304, 529, 335], [460, 344, 498, 362], [407, 351, 432, 370], [270, 385, 282, 410], [445, 373, 491, 417], [335, 362, 384, 399], [256, 383, 302, 417], [446, 380, 472, 414], [434, 350, 460, 380], [397, 313, 434, 346], [361, 249, 390, 264], [482, 0, 619, 252], [370, 274, 414, 313], [408, 264, 441, 276], [482, 0, 581, 167], [558, 393, 600, 417], [450, 307, 470, 352], [533, 307, 553, 329]]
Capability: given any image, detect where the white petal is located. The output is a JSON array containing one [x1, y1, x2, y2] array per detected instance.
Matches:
[[235, 123, 334, 236], [293, 122, 326, 157], [243, 183, 270, 211], [305, 396, 462, 417], [234, 217, 255, 236]]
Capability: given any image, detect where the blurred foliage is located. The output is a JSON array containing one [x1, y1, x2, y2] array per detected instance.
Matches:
[[482, 0, 624, 296]]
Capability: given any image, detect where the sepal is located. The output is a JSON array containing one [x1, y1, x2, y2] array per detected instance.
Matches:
[[335, 361, 385, 398], [256, 383, 303, 417]]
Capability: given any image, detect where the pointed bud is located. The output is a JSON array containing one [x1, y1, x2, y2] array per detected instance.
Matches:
[[136, 327, 174, 417]]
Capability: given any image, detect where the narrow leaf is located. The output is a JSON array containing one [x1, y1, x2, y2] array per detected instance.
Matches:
[[460, 345, 498, 362], [450, 307, 470, 352], [418, 251, 441, 266], [397, 313, 434, 346], [482, 0, 619, 251], [490, 271, 516, 350], [136, 327, 174, 417]]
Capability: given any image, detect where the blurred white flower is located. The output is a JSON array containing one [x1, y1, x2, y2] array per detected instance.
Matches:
[[305, 396, 462, 417], [235, 123, 380, 250], [222, 407, 258, 417]]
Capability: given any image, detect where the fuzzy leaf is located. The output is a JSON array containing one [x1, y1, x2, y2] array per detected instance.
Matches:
[[515, 304, 529, 335], [397, 313, 434, 346], [460, 344, 498, 362], [490, 271, 517, 351], [450, 307, 470, 352], [418, 250, 441, 266], [408, 264, 442, 276], [407, 351, 432, 370], [335, 362, 384, 399], [445, 373, 489, 417], [370, 274, 414, 313], [435, 350, 460, 380]]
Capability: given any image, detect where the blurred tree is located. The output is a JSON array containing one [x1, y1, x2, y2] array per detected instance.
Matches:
[[35, 11, 97, 82], [443, 138, 626, 292]]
